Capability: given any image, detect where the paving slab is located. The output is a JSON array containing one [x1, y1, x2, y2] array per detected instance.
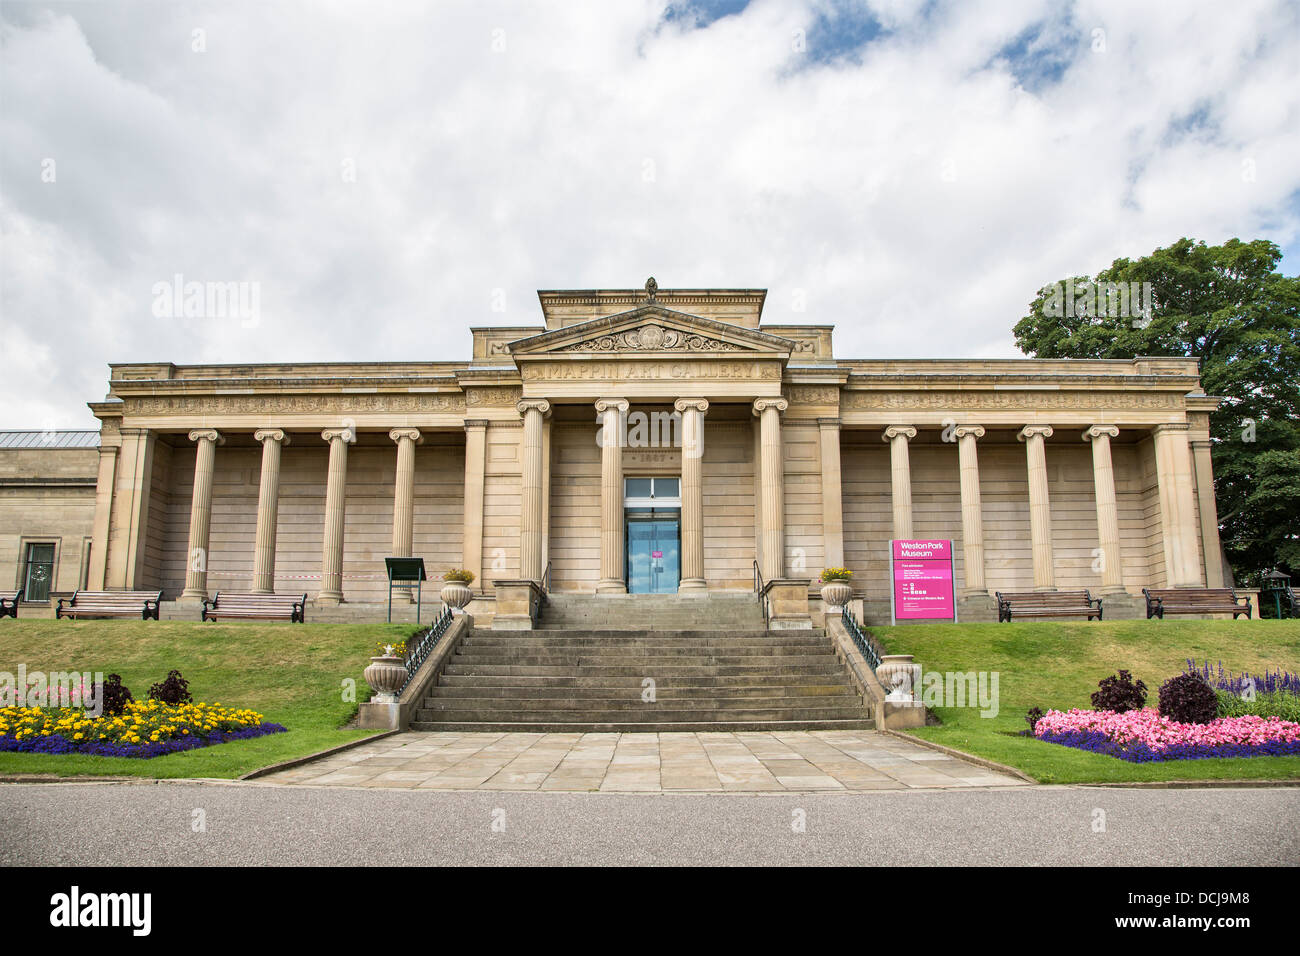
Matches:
[[257, 730, 1030, 792]]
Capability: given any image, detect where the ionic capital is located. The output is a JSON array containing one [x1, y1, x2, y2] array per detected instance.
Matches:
[[188, 429, 223, 445], [752, 397, 789, 416], [463, 419, 490, 432], [594, 398, 629, 415], [515, 400, 551, 419], [321, 428, 355, 444], [816, 417, 842, 429], [1152, 422, 1189, 435], [388, 427, 423, 444], [1082, 425, 1119, 442], [673, 398, 709, 415], [882, 425, 916, 442], [1017, 425, 1053, 442], [254, 428, 289, 445], [952, 425, 985, 440]]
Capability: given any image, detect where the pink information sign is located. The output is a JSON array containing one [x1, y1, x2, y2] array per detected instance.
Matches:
[[890, 539, 956, 623]]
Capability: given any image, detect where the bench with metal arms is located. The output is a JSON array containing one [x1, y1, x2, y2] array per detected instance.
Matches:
[[0, 589, 23, 619], [996, 590, 1102, 622], [1143, 588, 1251, 619], [56, 590, 162, 620], [202, 591, 307, 623]]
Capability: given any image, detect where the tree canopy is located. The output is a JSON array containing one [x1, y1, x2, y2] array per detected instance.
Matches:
[[1013, 237, 1300, 583]]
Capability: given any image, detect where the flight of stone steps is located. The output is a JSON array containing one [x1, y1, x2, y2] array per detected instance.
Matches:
[[411, 594, 874, 733]]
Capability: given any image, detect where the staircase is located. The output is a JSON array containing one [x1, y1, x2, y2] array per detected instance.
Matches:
[[411, 594, 874, 732]]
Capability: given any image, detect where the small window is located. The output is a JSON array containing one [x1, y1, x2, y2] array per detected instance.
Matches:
[[654, 477, 680, 498], [23, 543, 56, 603], [625, 478, 653, 498]]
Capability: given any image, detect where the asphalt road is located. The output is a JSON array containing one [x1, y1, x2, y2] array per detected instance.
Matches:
[[2, 781, 1297, 866]]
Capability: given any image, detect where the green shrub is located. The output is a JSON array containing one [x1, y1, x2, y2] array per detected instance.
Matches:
[[1216, 689, 1300, 722]]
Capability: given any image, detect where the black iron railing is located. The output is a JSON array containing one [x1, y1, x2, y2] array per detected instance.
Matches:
[[841, 604, 881, 671], [753, 560, 770, 628], [541, 560, 552, 593], [399, 603, 454, 696]]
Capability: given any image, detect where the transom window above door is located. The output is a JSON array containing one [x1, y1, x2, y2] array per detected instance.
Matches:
[[624, 477, 680, 507]]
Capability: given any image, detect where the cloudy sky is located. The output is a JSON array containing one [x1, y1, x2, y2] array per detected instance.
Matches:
[[2, 0, 1298, 429]]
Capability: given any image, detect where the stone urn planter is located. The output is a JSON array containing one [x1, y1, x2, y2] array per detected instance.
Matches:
[[363, 654, 408, 704], [819, 581, 853, 610], [440, 581, 473, 614], [876, 654, 922, 703]]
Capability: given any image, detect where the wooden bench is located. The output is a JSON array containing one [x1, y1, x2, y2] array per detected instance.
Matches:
[[1143, 588, 1251, 619], [56, 590, 162, 620], [0, 589, 22, 619], [997, 590, 1103, 622], [202, 591, 306, 623]]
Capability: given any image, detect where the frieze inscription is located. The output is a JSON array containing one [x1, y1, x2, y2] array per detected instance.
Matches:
[[465, 386, 523, 406], [840, 391, 1182, 410], [522, 361, 781, 382], [124, 393, 466, 416]]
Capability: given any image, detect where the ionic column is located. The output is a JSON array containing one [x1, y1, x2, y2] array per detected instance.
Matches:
[[1191, 438, 1226, 588], [953, 426, 987, 595], [596, 398, 629, 593], [882, 425, 917, 540], [517, 401, 550, 584], [753, 398, 789, 578], [389, 428, 422, 558], [251, 429, 289, 593], [675, 398, 709, 592], [88, 443, 119, 590], [318, 428, 352, 605], [181, 429, 223, 601], [1152, 423, 1202, 587], [818, 418, 845, 569], [1083, 425, 1125, 594], [1018, 425, 1055, 590], [462, 421, 488, 589]]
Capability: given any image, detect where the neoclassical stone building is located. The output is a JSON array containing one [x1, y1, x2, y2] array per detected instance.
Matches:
[[1, 283, 1227, 623]]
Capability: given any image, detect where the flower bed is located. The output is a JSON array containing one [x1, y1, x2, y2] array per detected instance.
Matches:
[[0, 700, 286, 759], [1033, 707, 1300, 762]]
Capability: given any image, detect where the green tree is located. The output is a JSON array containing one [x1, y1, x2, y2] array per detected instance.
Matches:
[[1012, 237, 1300, 584]]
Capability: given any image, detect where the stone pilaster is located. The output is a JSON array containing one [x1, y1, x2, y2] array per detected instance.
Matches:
[[818, 418, 845, 570], [596, 398, 629, 593], [675, 398, 709, 592], [1191, 438, 1226, 588], [753, 398, 789, 579], [252, 429, 289, 593], [462, 421, 488, 590], [318, 428, 352, 605], [953, 425, 987, 595], [88, 444, 118, 590], [1152, 423, 1203, 588], [517, 401, 551, 584], [181, 429, 223, 602], [388, 428, 422, 558], [882, 425, 917, 540], [1018, 425, 1055, 590], [1083, 425, 1125, 594]]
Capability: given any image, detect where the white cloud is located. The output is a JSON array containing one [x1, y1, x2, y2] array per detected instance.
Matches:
[[1, 0, 1297, 427]]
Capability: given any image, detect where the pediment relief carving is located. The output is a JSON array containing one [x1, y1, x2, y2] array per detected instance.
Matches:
[[557, 322, 746, 354]]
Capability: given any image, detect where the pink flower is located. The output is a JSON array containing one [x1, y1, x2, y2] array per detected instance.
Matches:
[[1033, 707, 1300, 752]]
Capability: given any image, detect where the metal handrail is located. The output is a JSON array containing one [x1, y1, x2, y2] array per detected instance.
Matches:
[[399, 603, 454, 695], [841, 604, 882, 672], [753, 560, 770, 628], [541, 560, 552, 593]]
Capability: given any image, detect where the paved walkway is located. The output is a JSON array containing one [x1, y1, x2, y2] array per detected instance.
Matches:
[[259, 730, 1030, 791]]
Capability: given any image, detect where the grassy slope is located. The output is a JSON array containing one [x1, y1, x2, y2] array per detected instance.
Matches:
[[874, 619, 1300, 783], [0, 620, 420, 778]]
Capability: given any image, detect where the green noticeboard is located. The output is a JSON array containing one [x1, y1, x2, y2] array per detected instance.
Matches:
[[385, 557, 427, 623]]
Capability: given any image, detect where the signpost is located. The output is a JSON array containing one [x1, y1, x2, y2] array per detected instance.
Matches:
[[889, 539, 956, 625], [384, 557, 427, 624]]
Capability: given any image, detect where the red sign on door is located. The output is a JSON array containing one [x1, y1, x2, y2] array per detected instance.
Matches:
[[651, 551, 663, 559]]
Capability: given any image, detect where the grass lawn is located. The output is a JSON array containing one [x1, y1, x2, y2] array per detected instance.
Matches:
[[0, 620, 421, 778], [874, 619, 1300, 784]]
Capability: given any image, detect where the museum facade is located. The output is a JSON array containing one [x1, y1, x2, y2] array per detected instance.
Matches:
[[0, 284, 1228, 623]]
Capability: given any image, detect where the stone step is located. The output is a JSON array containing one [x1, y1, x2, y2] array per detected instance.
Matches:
[[409, 718, 876, 733], [414, 703, 871, 722], [465, 629, 823, 643], [442, 662, 848, 678], [450, 650, 843, 666], [437, 673, 858, 689], [427, 683, 859, 700]]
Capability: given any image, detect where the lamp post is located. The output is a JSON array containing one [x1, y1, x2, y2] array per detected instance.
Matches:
[[1260, 567, 1292, 620]]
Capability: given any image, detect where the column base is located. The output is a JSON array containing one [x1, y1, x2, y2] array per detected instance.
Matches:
[[1032, 585, 1058, 592], [596, 579, 627, 594], [177, 592, 207, 606], [677, 579, 707, 594], [960, 587, 989, 599], [1098, 584, 1129, 596], [316, 591, 344, 606]]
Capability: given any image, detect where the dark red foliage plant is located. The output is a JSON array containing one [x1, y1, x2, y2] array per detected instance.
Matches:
[[1158, 672, 1218, 725], [1090, 670, 1148, 713]]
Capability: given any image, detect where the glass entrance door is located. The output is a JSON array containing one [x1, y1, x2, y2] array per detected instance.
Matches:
[[626, 516, 680, 594]]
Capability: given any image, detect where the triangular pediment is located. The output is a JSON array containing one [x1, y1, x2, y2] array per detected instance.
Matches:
[[507, 304, 795, 357]]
